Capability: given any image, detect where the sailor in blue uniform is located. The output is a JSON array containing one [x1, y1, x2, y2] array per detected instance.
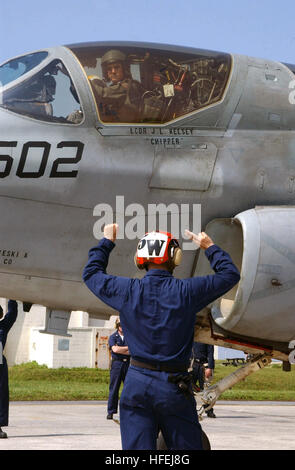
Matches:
[[107, 317, 130, 419], [83, 224, 240, 450], [191, 342, 216, 417], [0, 300, 18, 439]]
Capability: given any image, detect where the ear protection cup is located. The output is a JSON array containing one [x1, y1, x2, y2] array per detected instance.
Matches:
[[172, 247, 182, 267]]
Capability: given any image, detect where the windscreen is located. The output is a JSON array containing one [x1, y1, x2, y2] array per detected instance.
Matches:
[[68, 44, 231, 124], [0, 52, 48, 86], [0, 57, 83, 124]]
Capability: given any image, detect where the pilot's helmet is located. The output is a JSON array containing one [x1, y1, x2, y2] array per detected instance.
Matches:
[[101, 49, 131, 80], [134, 231, 182, 272]]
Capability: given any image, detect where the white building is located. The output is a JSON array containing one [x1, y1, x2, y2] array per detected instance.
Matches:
[[3, 299, 116, 369]]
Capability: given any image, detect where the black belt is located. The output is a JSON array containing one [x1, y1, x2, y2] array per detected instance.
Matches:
[[130, 358, 188, 373], [112, 357, 130, 363], [193, 359, 205, 364]]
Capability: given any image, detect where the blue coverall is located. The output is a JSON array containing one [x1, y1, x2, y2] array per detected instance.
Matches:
[[0, 300, 18, 427], [192, 342, 215, 390], [83, 239, 240, 450], [107, 330, 130, 416]]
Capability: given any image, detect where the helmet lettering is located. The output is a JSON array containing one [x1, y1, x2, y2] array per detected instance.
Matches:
[[137, 239, 146, 250], [147, 239, 165, 256]]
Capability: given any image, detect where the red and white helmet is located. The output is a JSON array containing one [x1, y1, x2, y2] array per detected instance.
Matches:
[[135, 231, 182, 270]]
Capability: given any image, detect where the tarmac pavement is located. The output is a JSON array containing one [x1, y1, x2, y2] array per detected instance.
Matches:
[[1, 401, 294, 450]]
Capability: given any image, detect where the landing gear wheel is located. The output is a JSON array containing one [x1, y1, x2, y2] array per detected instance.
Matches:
[[157, 428, 211, 450], [201, 430, 211, 450]]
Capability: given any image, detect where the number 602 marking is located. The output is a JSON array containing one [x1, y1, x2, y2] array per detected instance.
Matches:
[[0, 141, 84, 178]]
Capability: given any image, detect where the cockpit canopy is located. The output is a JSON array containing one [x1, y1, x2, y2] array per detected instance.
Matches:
[[0, 43, 231, 126], [69, 43, 231, 125]]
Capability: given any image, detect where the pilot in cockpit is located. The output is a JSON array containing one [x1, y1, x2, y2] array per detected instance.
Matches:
[[88, 49, 144, 123]]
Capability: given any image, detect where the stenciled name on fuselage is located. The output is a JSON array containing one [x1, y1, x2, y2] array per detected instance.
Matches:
[[129, 127, 193, 146], [0, 249, 28, 265], [129, 127, 193, 136]]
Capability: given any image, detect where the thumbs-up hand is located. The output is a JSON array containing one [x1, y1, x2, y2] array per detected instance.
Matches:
[[104, 224, 119, 242], [185, 230, 214, 250]]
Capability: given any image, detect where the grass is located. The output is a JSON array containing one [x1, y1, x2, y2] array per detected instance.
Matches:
[[8, 361, 295, 402], [9, 362, 110, 401], [212, 362, 295, 401]]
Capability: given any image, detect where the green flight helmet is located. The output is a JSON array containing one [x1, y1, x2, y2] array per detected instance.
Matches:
[[101, 49, 131, 80], [101, 49, 126, 65]]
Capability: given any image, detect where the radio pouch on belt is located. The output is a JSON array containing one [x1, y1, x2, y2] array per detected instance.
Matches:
[[168, 373, 194, 400]]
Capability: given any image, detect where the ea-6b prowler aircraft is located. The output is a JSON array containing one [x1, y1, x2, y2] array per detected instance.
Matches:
[[0, 41, 294, 414]]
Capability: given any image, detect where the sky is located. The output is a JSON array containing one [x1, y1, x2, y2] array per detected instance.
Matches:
[[0, 0, 295, 65]]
